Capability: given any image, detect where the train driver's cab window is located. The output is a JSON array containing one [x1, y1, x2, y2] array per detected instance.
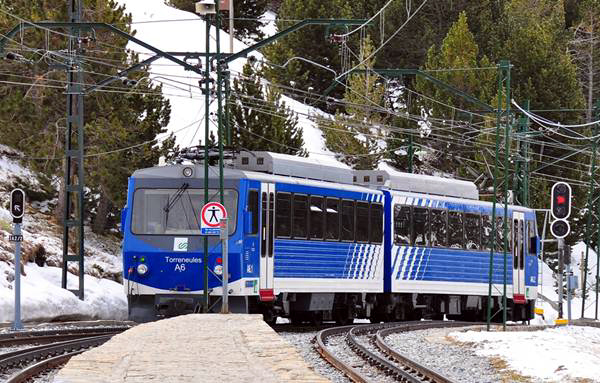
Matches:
[[465, 213, 481, 250], [394, 205, 411, 245], [325, 198, 340, 240], [413, 207, 430, 246], [448, 211, 464, 249], [275, 192, 291, 237], [430, 209, 448, 247]]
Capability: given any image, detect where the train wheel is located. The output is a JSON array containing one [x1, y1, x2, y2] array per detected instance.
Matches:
[[262, 309, 278, 326], [310, 311, 323, 326]]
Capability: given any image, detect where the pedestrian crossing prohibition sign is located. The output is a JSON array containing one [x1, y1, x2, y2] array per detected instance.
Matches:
[[200, 202, 227, 235]]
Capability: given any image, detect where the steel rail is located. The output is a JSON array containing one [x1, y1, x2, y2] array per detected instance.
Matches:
[[1, 334, 115, 383], [0, 326, 131, 347], [5, 349, 83, 383], [317, 321, 476, 383], [375, 323, 471, 383], [347, 324, 424, 383], [0, 335, 112, 371], [315, 325, 369, 383]]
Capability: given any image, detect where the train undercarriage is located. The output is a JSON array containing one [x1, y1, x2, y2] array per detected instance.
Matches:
[[128, 291, 534, 324]]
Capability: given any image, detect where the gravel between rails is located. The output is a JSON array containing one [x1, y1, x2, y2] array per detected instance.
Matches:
[[384, 327, 510, 383], [279, 331, 350, 383]]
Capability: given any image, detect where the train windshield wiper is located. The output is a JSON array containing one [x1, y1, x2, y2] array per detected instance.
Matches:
[[163, 183, 189, 225]]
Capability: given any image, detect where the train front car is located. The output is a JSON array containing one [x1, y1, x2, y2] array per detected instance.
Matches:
[[356, 170, 540, 323], [122, 165, 250, 322]]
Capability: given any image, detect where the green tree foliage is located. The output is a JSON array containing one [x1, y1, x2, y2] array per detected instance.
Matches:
[[412, 12, 495, 177], [168, 0, 268, 42], [262, 0, 352, 103], [230, 62, 306, 156], [318, 37, 386, 169], [0, 0, 173, 234]]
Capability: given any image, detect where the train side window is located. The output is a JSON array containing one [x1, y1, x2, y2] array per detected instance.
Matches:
[[325, 198, 340, 240], [247, 190, 259, 235], [394, 205, 411, 245], [528, 220, 537, 254], [370, 203, 383, 243], [341, 200, 355, 241], [448, 211, 464, 249], [309, 196, 324, 240], [495, 217, 512, 251], [292, 194, 308, 239], [430, 209, 448, 247], [465, 213, 481, 250], [413, 207, 429, 246], [356, 201, 369, 243], [482, 214, 493, 251], [275, 192, 291, 238]]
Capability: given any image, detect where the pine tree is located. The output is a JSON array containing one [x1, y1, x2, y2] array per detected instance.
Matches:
[[230, 62, 306, 156], [318, 36, 386, 169], [412, 11, 495, 177], [0, 0, 173, 234]]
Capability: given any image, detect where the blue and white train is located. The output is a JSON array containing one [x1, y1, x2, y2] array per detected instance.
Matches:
[[122, 152, 539, 323]]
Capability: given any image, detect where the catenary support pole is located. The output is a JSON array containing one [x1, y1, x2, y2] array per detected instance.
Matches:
[[203, 15, 211, 313], [229, 0, 234, 54], [12, 223, 22, 331], [583, 102, 599, 317], [62, 0, 85, 300], [501, 60, 511, 331], [221, 218, 229, 313]]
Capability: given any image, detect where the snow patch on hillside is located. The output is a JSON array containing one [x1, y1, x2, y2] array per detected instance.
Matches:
[[0, 147, 126, 323], [116, 0, 342, 166]]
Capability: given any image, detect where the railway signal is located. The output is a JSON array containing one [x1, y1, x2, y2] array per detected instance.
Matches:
[[10, 188, 25, 223], [10, 188, 24, 330], [551, 182, 571, 220], [550, 182, 571, 239]]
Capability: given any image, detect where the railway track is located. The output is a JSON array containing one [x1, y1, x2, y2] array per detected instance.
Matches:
[[0, 326, 132, 383], [316, 321, 475, 383]]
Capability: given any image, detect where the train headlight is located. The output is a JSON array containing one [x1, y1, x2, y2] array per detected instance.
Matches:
[[136, 263, 149, 276], [182, 167, 194, 178], [213, 265, 223, 275]]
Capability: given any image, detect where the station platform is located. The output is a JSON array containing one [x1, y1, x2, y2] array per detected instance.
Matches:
[[53, 314, 328, 383]]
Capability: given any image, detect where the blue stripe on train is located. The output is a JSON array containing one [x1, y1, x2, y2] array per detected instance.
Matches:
[[392, 246, 514, 285], [274, 240, 381, 279]]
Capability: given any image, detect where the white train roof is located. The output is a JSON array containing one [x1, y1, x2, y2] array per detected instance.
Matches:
[[353, 169, 479, 200], [234, 151, 353, 184]]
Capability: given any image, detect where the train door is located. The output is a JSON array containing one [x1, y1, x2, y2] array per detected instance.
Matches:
[[512, 211, 526, 303], [259, 183, 275, 301]]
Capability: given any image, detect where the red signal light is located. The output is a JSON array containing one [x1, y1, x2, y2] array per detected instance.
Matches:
[[556, 196, 566, 205]]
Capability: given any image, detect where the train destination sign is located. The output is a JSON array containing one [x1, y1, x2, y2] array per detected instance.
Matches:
[[200, 202, 227, 235]]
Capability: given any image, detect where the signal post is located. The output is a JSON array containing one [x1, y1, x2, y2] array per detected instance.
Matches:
[[550, 182, 571, 324], [10, 189, 25, 330]]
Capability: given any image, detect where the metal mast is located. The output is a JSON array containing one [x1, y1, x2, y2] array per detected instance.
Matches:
[[61, 0, 85, 300]]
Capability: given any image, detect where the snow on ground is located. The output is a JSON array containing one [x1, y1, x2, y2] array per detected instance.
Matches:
[[450, 326, 600, 382], [531, 241, 599, 325], [0, 148, 126, 324], [0, 262, 126, 322]]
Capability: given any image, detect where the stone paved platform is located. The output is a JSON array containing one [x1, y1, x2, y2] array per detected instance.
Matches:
[[53, 314, 328, 383]]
